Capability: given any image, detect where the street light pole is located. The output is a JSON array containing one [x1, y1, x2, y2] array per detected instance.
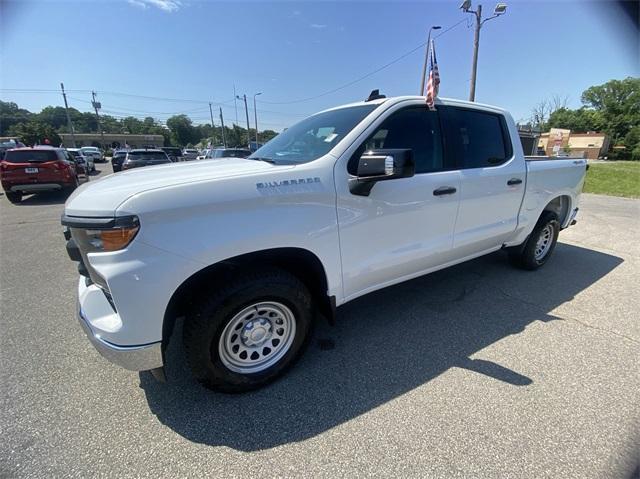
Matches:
[[461, 2, 507, 102], [253, 92, 262, 147], [419, 25, 441, 95], [236, 94, 251, 148]]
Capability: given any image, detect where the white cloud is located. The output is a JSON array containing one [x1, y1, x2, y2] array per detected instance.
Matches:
[[128, 0, 148, 9], [127, 0, 182, 12], [310, 23, 327, 29]]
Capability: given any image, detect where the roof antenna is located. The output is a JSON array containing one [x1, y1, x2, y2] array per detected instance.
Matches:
[[365, 89, 386, 102]]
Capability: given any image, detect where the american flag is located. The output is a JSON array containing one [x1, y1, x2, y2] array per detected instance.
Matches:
[[425, 39, 440, 110]]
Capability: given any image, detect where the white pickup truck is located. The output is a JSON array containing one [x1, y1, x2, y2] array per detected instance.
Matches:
[[62, 94, 587, 392]]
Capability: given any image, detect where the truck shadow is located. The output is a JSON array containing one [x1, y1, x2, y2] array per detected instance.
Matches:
[[139, 242, 623, 451], [9, 191, 70, 206]]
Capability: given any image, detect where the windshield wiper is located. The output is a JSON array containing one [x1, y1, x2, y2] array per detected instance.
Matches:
[[249, 157, 277, 164]]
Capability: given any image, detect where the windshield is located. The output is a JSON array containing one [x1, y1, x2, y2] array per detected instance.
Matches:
[[81, 147, 99, 152], [4, 150, 58, 163], [249, 104, 377, 164], [162, 148, 181, 155], [214, 149, 251, 158], [127, 151, 168, 161]]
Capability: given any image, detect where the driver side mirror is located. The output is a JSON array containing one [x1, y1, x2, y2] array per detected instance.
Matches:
[[349, 149, 415, 196]]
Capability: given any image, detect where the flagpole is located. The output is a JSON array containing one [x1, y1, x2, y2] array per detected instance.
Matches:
[[419, 25, 441, 95]]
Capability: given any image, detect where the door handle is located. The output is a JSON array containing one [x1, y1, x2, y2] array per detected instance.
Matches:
[[507, 178, 523, 186], [433, 186, 457, 196]]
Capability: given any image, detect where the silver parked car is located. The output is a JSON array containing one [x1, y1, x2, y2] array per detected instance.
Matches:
[[182, 148, 199, 161], [68, 148, 95, 172]]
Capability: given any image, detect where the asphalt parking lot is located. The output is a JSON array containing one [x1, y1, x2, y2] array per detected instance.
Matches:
[[1, 163, 639, 478]]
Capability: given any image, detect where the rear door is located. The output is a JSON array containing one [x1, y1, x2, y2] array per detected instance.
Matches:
[[440, 106, 526, 256]]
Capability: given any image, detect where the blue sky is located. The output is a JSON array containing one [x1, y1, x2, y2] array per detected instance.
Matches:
[[1, 0, 638, 131]]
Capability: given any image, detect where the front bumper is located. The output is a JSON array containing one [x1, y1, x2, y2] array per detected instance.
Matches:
[[78, 305, 163, 371]]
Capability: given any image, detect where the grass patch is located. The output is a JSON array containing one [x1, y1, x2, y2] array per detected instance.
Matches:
[[583, 161, 640, 198]]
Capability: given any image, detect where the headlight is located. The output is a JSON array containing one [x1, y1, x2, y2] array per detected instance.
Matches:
[[68, 216, 140, 253], [83, 226, 140, 251]]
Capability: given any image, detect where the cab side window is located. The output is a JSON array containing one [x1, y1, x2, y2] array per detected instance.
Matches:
[[349, 107, 443, 175], [441, 107, 512, 169]]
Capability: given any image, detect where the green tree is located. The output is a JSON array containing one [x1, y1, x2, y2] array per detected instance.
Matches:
[[548, 108, 604, 132], [581, 77, 640, 146], [0, 101, 34, 135], [166, 114, 199, 147], [8, 120, 61, 146]]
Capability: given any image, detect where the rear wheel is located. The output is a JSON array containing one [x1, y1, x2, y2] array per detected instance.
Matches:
[[183, 269, 313, 393], [64, 176, 80, 195], [509, 211, 560, 270], [5, 191, 22, 204]]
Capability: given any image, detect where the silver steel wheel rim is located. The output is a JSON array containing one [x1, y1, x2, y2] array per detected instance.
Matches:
[[218, 301, 296, 374], [534, 224, 554, 261]]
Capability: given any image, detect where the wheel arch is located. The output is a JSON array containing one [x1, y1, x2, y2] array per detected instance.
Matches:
[[542, 194, 572, 228], [162, 247, 334, 352]]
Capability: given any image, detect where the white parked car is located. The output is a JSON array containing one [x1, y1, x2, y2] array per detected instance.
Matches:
[[80, 146, 103, 165], [62, 94, 587, 392]]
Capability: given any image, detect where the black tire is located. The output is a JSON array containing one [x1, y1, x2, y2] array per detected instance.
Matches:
[[5, 191, 22, 204], [64, 177, 80, 195], [183, 269, 313, 393], [509, 211, 560, 270]]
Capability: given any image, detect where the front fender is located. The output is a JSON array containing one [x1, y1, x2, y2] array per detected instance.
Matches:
[[117, 162, 342, 302]]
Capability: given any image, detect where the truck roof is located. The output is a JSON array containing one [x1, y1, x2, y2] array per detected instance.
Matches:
[[318, 95, 508, 116]]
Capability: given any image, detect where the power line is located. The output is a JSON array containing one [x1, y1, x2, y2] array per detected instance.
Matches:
[[258, 18, 469, 105], [2, 18, 470, 116]]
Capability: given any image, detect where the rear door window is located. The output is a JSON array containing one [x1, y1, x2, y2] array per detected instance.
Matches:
[[441, 107, 512, 169], [4, 150, 58, 163]]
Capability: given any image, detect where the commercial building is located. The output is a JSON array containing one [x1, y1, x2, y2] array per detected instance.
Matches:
[[537, 129, 609, 159], [59, 133, 165, 149]]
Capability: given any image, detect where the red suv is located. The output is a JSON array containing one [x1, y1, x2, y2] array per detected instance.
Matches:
[[1, 147, 86, 204]]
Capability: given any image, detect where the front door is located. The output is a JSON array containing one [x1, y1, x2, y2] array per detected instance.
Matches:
[[335, 104, 461, 301]]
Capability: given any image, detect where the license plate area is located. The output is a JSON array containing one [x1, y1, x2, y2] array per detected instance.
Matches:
[[25, 167, 39, 173]]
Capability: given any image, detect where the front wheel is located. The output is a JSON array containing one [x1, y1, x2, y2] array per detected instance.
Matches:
[[183, 269, 313, 393], [509, 211, 560, 270]]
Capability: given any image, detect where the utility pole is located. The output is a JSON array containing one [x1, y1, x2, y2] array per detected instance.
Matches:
[[253, 92, 262, 147], [60, 83, 76, 147], [419, 25, 441, 95], [233, 84, 239, 126], [461, 2, 508, 102], [469, 4, 482, 102], [219, 107, 227, 148], [208, 102, 216, 145], [236, 94, 251, 148], [91, 91, 106, 149]]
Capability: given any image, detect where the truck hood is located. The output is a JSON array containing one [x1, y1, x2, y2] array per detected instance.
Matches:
[[65, 158, 291, 217]]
